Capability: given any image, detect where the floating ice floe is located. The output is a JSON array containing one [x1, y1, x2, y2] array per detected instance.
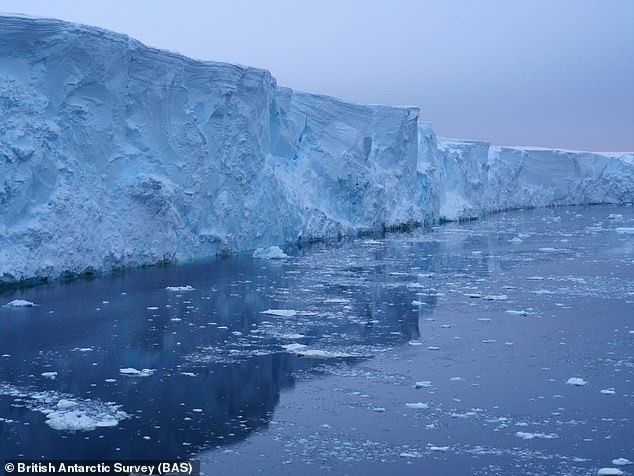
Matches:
[[515, 432, 558, 440], [399, 451, 423, 458], [601, 388, 616, 395], [166, 285, 195, 292], [612, 459, 633, 466], [260, 309, 297, 317], [429, 446, 449, 452], [608, 214, 623, 220], [119, 368, 155, 377], [41, 372, 58, 380], [565, 377, 588, 386], [464, 293, 482, 298], [505, 310, 528, 316], [405, 402, 429, 410], [483, 294, 508, 301], [71, 347, 93, 352], [0, 383, 128, 431], [414, 381, 432, 389], [253, 246, 289, 259], [295, 349, 356, 359], [597, 469, 624, 476], [4, 299, 38, 307], [615, 227, 634, 234]]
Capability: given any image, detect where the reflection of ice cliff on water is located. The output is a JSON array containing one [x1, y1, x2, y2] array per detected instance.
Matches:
[[0, 236, 439, 460]]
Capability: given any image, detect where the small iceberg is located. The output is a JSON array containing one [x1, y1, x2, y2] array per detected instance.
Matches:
[[597, 469, 624, 476], [260, 309, 297, 317], [4, 299, 38, 307], [166, 285, 195, 292], [119, 368, 155, 377], [405, 402, 429, 410], [565, 377, 587, 386], [253, 246, 289, 259]]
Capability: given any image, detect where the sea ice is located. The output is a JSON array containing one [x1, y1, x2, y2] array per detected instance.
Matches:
[[405, 402, 429, 409], [515, 432, 558, 440], [612, 458, 633, 466], [565, 377, 588, 386], [253, 246, 289, 259], [166, 285, 195, 292], [4, 299, 37, 307], [119, 368, 156, 377], [260, 309, 297, 317], [597, 469, 624, 476]]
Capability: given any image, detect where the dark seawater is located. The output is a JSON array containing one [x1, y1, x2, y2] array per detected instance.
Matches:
[[1, 205, 633, 475]]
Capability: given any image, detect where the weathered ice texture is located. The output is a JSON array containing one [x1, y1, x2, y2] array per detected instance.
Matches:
[[1, 15, 633, 283]]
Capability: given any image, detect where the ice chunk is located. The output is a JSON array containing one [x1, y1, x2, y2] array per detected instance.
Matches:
[[399, 451, 423, 458], [597, 469, 624, 476], [414, 381, 432, 389], [612, 459, 632, 466], [41, 372, 58, 380], [166, 285, 195, 292], [119, 368, 155, 377], [515, 431, 558, 440], [405, 402, 429, 409], [253, 246, 288, 259], [601, 388, 616, 395], [282, 343, 307, 352], [4, 299, 38, 307], [505, 310, 528, 316], [483, 294, 508, 301], [260, 309, 297, 317], [565, 377, 587, 386]]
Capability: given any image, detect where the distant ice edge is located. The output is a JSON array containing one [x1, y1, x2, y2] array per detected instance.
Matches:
[[1, 15, 633, 284]]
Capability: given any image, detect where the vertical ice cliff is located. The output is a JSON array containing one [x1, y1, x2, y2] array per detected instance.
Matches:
[[425, 133, 634, 221], [0, 15, 633, 284]]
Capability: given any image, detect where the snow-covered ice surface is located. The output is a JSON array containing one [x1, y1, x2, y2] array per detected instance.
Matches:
[[1, 204, 632, 473], [1, 15, 633, 286]]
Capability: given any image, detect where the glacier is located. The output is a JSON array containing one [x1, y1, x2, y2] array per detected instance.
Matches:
[[0, 14, 633, 285]]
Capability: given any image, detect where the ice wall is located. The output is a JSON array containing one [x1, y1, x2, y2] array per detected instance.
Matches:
[[0, 15, 633, 284], [428, 135, 634, 221]]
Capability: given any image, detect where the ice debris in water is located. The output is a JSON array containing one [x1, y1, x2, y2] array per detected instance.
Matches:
[[405, 402, 429, 410], [515, 432, 559, 440], [253, 246, 288, 259], [601, 388, 616, 395], [0, 383, 128, 431], [4, 299, 38, 307], [612, 459, 633, 466], [483, 294, 508, 301], [597, 469, 624, 476], [41, 372, 58, 380], [119, 368, 156, 377], [165, 285, 195, 292], [414, 381, 432, 389], [260, 309, 297, 317], [608, 214, 623, 220], [565, 377, 588, 386]]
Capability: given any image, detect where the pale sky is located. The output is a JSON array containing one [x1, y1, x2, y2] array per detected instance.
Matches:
[[1, 0, 632, 151]]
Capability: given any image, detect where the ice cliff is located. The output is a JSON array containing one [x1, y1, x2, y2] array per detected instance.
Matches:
[[1, 15, 633, 284]]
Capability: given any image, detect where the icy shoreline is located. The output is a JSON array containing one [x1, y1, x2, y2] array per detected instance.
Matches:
[[1, 15, 633, 285]]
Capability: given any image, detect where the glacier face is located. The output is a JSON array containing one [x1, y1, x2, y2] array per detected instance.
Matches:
[[0, 15, 633, 284]]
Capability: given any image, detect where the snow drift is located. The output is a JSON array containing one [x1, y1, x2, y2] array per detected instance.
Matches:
[[1, 15, 633, 284]]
